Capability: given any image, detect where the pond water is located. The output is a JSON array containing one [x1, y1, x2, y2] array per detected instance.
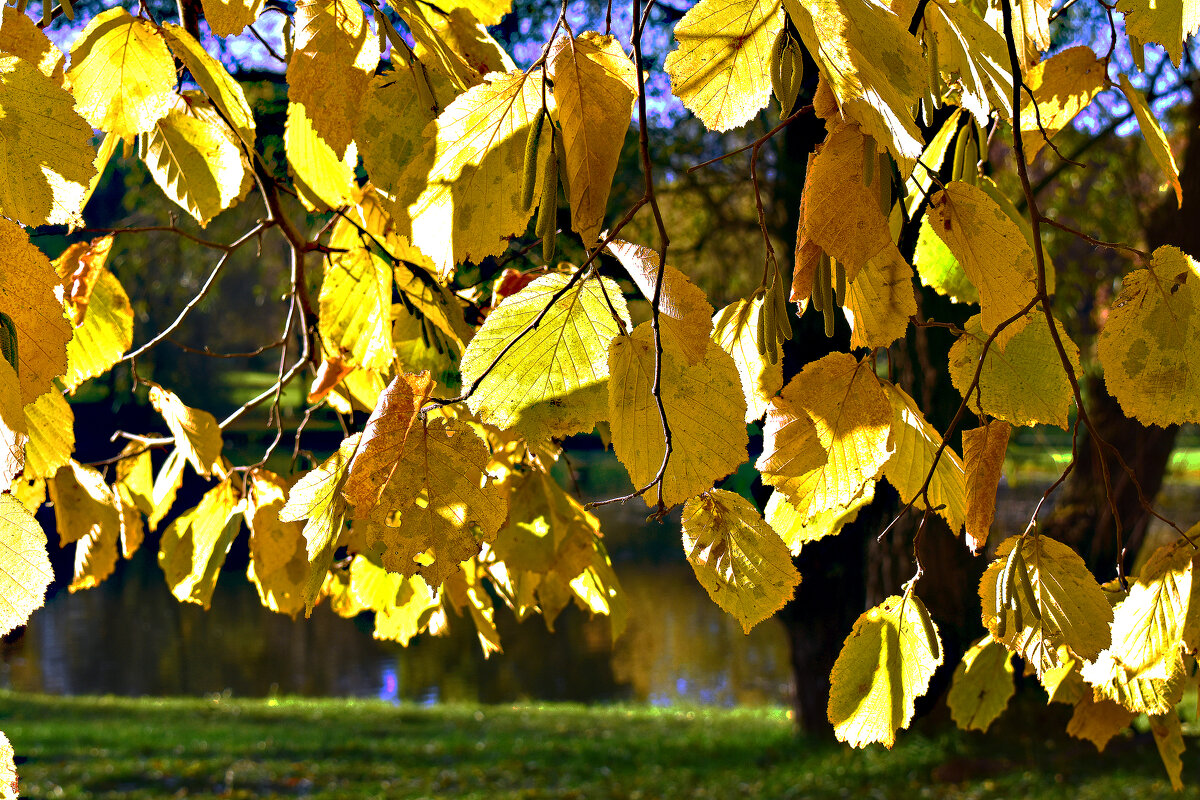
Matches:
[[4, 476, 1197, 707]]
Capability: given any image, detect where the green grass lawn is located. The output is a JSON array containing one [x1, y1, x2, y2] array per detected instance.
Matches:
[[0, 693, 1193, 799]]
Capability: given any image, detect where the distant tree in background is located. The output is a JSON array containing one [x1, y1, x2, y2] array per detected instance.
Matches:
[[1, 0, 1200, 791]]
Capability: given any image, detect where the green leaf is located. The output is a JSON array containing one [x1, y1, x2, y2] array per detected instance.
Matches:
[[1097, 246, 1200, 425], [948, 312, 1080, 429], [0, 492, 53, 636], [462, 272, 630, 444], [549, 32, 638, 243], [0, 54, 96, 226], [66, 7, 176, 139], [947, 636, 1014, 732], [828, 594, 943, 748], [681, 489, 801, 633], [663, 0, 783, 132]]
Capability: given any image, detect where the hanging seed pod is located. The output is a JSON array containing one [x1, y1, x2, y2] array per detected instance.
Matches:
[[951, 121, 971, 183], [834, 259, 846, 308], [770, 29, 805, 116], [762, 286, 779, 364], [926, 28, 943, 103], [1014, 548, 1041, 621], [876, 153, 891, 216], [0, 312, 17, 375], [536, 139, 559, 264], [59, 0, 73, 20], [862, 135, 876, 188], [811, 254, 828, 313], [963, 125, 980, 185], [773, 275, 792, 341], [820, 258, 835, 337], [521, 107, 546, 211], [910, 595, 940, 661], [755, 291, 769, 357]]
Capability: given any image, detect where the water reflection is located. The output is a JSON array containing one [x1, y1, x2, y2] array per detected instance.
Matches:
[[0, 552, 793, 707]]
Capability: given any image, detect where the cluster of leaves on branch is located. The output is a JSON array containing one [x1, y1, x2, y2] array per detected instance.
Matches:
[[0, 0, 1199, 789]]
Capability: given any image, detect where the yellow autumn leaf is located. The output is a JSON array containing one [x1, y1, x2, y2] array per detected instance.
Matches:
[[1106, 536, 1196, 679], [359, 414, 508, 587], [116, 443, 154, 517], [765, 482, 875, 555], [927, 181, 1038, 345], [22, 389, 74, 480], [757, 353, 892, 521], [1010, 0, 1053, 66], [549, 32, 637, 244], [783, 0, 927, 170], [569, 533, 627, 641], [1097, 246, 1200, 426], [462, 272, 630, 444], [0, 730, 15, 800], [0, 361, 21, 483], [947, 636, 1014, 732], [0, 223, 73, 409], [1066, 693, 1135, 752], [351, 552, 441, 644], [285, 101, 358, 212], [0, 492, 53, 636], [245, 470, 308, 617], [392, 0, 478, 91], [979, 534, 1113, 674], [711, 296, 783, 423], [608, 322, 748, 509], [926, 0, 1013, 124], [319, 204, 395, 371], [1020, 46, 1106, 163], [905, 109, 961, 218], [445, 558, 504, 656], [663, 0, 783, 132], [949, 312, 1080, 429], [1116, 0, 1200, 66], [148, 447, 186, 531], [606, 238, 715, 364], [801, 124, 901, 280], [116, 483, 144, 559], [148, 384, 224, 478], [1082, 647, 1186, 715], [161, 24, 256, 147], [681, 489, 801, 633], [69, 502, 119, 592], [202, 0, 264, 36], [59, 266, 133, 392], [159, 477, 244, 608], [1040, 648, 1086, 704], [1150, 713, 1185, 790], [48, 460, 120, 546], [961, 420, 1010, 554], [0, 5, 65, 82], [398, 68, 546, 277], [141, 93, 253, 226], [844, 250, 917, 349], [67, 7, 176, 139], [881, 381, 967, 534], [342, 372, 435, 512], [288, 0, 379, 157], [280, 434, 360, 613], [1120, 74, 1182, 207], [828, 594, 943, 748], [0, 53, 95, 227], [357, 67, 449, 216], [416, 4, 515, 84]]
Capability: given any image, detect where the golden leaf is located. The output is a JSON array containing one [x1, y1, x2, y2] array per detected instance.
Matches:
[[765, 482, 875, 555], [285, 101, 358, 212], [161, 24, 256, 146], [711, 296, 783, 423], [148, 384, 224, 478], [1066, 692, 1135, 752], [202, 0, 264, 37], [0, 492, 53, 636], [1119, 74, 1182, 207], [158, 478, 244, 608], [1019, 46, 1105, 163], [342, 372, 435, 512], [947, 636, 1014, 732], [881, 381, 967, 534], [961, 420, 1010, 554]]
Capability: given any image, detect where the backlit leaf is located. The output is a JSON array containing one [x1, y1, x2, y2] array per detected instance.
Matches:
[[462, 272, 630, 444], [0, 5, 65, 81], [757, 353, 892, 521], [1082, 647, 1186, 715], [202, 0, 264, 37], [783, 0, 927, 170], [161, 24, 256, 146], [947, 636, 1014, 732], [926, 0, 1013, 125], [357, 67, 447, 213], [149, 384, 224, 478], [681, 489, 801, 633], [828, 594, 943, 748], [663, 0, 784, 132], [22, 389, 74, 480], [608, 322, 748, 508], [1150, 713, 1185, 790], [1106, 536, 1195, 679], [0, 492, 53, 636], [342, 372, 434, 512], [843, 251, 917, 350], [549, 32, 637, 243], [0, 54, 95, 226], [140, 93, 253, 226], [881, 381, 967, 534], [67, 7, 176, 139], [55, 239, 134, 392], [48, 460, 120, 547], [948, 312, 1079, 429], [398, 68, 545, 277], [158, 478, 243, 608], [1119, 74, 1182, 207], [1066, 693, 1135, 752], [1116, 0, 1200, 66], [764, 482, 875, 555], [1097, 246, 1200, 425], [245, 470, 308, 617], [961, 420, 1010, 554], [285, 101, 358, 212], [980, 535, 1113, 674], [287, 0, 379, 156], [1019, 46, 1105, 163], [927, 181, 1038, 346], [318, 203, 395, 371], [0, 219, 72, 407]]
